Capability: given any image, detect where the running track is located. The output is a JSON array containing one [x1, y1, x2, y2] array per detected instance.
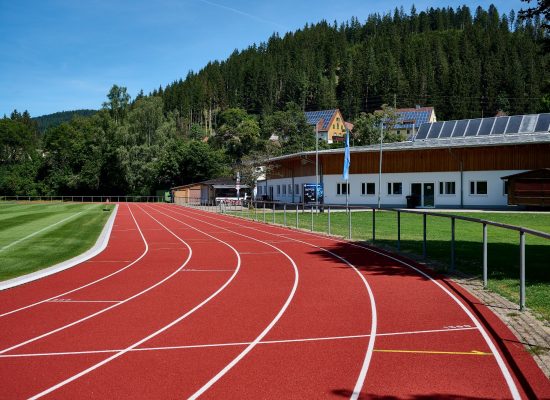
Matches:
[[0, 203, 549, 399]]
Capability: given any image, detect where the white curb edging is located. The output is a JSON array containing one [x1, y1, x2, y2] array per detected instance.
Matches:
[[0, 204, 119, 291]]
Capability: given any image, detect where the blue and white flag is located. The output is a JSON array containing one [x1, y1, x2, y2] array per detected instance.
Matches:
[[343, 129, 350, 180]]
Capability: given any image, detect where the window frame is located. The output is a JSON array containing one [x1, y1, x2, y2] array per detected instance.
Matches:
[[387, 182, 403, 195], [361, 182, 375, 196], [439, 181, 456, 196], [470, 180, 488, 196]]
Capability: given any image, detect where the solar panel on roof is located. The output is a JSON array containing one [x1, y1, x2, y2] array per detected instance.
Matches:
[[427, 121, 444, 138], [491, 117, 509, 135], [414, 123, 430, 140], [535, 113, 550, 132], [519, 115, 537, 133], [465, 119, 482, 136], [439, 121, 456, 138], [478, 117, 496, 136], [505, 115, 523, 134], [452, 119, 469, 137]]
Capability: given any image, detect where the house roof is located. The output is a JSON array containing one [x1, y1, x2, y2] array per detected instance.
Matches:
[[391, 107, 435, 130], [171, 177, 249, 190], [265, 132, 550, 164], [305, 109, 338, 131]]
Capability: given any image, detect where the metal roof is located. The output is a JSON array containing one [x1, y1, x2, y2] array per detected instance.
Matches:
[[266, 131, 550, 163]]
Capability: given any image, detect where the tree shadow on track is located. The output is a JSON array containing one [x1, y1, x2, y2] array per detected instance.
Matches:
[[332, 390, 492, 399], [311, 241, 540, 399]]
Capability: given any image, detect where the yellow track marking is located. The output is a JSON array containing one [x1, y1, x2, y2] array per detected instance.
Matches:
[[374, 349, 492, 356]]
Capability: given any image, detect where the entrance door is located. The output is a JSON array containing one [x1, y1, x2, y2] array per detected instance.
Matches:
[[423, 183, 435, 207]]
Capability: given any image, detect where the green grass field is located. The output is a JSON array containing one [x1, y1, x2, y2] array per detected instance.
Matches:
[[0, 203, 114, 281], [234, 206, 550, 321]]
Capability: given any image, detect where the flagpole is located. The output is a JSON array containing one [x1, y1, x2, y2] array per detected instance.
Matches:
[[377, 121, 383, 209], [343, 128, 350, 209], [315, 122, 319, 212]]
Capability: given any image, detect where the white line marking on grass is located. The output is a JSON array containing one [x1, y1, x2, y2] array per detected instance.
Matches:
[[0, 205, 142, 317], [0, 327, 478, 359], [184, 206, 522, 400], [163, 204, 377, 400], [0, 212, 83, 253], [27, 204, 241, 400]]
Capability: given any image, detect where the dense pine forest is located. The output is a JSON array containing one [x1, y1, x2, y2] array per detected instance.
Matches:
[[1, 5, 548, 196]]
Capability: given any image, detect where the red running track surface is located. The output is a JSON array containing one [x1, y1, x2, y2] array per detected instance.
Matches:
[[0, 203, 548, 399]]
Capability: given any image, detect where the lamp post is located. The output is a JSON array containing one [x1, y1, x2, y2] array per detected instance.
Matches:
[[377, 121, 383, 209], [315, 121, 319, 211]]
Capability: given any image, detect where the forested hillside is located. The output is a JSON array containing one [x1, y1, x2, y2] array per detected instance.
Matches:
[[158, 4, 548, 129], [33, 110, 97, 133], [1, 5, 548, 197]]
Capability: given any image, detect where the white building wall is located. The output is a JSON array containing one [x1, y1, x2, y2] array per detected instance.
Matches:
[[263, 169, 525, 208]]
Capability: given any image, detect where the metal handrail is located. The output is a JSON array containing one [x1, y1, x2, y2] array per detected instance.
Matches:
[[175, 195, 549, 312]]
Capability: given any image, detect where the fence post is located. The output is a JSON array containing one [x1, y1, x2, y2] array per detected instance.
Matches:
[[423, 213, 427, 260], [310, 205, 314, 231], [328, 206, 331, 235], [397, 211, 401, 251], [372, 208, 376, 242], [520, 231, 526, 311], [348, 206, 352, 240], [272, 203, 275, 224], [284, 204, 287, 226], [450, 217, 456, 271], [296, 204, 299, 228], [263, 202, 266, 223], [483, 223, 488, 289]]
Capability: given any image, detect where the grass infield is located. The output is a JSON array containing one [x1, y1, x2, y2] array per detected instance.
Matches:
[[233, 206, 550, 321], [0, 203, 114, 281]]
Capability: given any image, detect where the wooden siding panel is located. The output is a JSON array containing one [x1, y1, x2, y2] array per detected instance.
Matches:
[[267, 144, 550, 178]]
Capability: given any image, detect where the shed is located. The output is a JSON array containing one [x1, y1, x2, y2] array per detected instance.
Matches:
[[171, 177, 250, 205], [501, 169, 550, 207]]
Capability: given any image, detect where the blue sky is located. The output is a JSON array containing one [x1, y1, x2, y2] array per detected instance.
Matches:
[[0, 0, 526, 117]]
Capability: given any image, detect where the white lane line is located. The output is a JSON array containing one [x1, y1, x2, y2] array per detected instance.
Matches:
[[0, 327, 478, 359], [46, 300, 121, 304], [186, 206, 522, 400], [0, 212, 83, 253], [0, 205, 145, 318], [28, 204, 241, 400], [181, 269, 235, 272], [0, 206, 157, 355], [144, 204, 300, 400], [163, 204, 377, 400]]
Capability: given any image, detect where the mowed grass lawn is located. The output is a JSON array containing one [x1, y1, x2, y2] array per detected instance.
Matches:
[[0, 202, 114, 281], [236, 207, 550, 321]]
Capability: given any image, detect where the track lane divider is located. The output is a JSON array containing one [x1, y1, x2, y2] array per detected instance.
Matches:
[[177, 204, 522, 400], [141, 204, 300, 400], [26, 204, 244, 399], [0, 204, 144, 318]]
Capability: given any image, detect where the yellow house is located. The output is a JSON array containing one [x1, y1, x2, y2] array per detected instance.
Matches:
[[305, 109, 348, 144]]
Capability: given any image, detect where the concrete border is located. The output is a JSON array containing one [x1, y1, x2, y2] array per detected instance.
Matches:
[[0, 204, 119, 291]]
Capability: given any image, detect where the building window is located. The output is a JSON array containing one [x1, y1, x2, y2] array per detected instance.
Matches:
[[258, 186, 263, 195], [337, 182, 350, 195], [288, 184, 292, 194], [295, 184, 300, 194], [361, 182, 375, 195], [387, 182, 402, 195], [470, 181, 488, 195], [282, 185, 286, 195], [277, 185, 281, 195], [503, 180, 509, 196], [439, 181, 456, 195]]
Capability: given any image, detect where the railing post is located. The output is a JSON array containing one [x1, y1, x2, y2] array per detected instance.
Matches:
[[397, 210, 401, 251], [520, 231, 526, 311], [263, 202, 266, 223], [284, 204, 287, 226], [348, 206, 352, 240], [483, 223, 488, 289], [423, 213, 427, 260], [272, 203, 275, 224], [328, 206, 331, 235], [310, 205, 314, 231], [450, 217, 455, 271], [296, 204, 299, 228], [372, 208, 376, 242]]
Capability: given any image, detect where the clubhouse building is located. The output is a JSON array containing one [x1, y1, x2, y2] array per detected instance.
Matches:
[[257, 113, 550, 208]]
